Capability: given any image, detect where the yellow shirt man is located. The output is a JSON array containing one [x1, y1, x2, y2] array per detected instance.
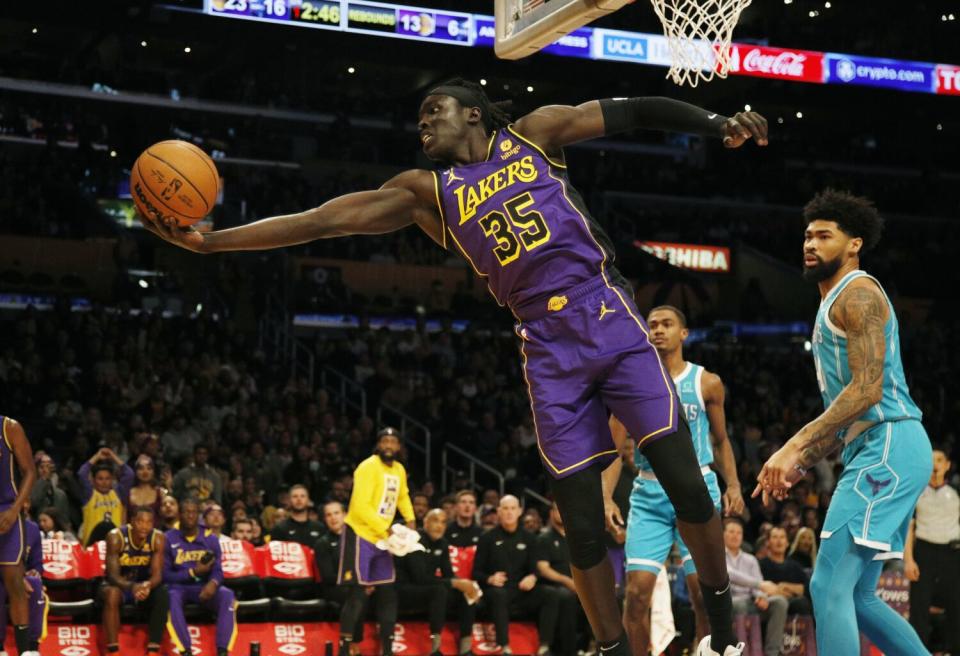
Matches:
[[338, 429, 416, 586], [345, 454, 416, 544]]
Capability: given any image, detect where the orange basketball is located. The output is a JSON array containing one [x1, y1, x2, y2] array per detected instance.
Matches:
[[130, 140, 220, 227]]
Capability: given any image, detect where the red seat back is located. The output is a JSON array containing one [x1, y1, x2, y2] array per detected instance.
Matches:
[[41, 539, 88, 581], [219, 536, 260, 579], [256, 541, 316, 581], [85, 541, 107, 578]]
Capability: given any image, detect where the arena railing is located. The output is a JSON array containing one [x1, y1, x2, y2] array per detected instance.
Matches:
[[441, 442, 505, 497], [319, 366, 369, 418], [377, 403, 432, 480]]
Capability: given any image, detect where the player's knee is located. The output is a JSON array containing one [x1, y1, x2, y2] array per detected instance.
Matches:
[[557, 496, 607, 569], [809, 569, 838, 611], [431, 582, 449, 603], [484, 586, 507, 602], [540, 585, 560, 609], [768, 595, 789, 613], [550, 466, 608, 570], [670, 478, 715, 524], [152, 584, 170, 604], [104, 586, 121, 608], [624, 575, 656, 615]]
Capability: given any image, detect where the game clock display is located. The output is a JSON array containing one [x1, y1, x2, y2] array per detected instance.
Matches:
[[206, 0, 472, 43]]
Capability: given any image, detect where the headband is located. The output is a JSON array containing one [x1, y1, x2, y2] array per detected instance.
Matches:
[[427, 85, 486, 110]]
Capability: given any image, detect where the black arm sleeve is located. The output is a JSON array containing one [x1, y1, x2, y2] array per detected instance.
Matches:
[[599, 97, 728, 138]]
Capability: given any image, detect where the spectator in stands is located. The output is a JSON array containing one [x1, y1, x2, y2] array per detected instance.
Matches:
[[314, 500, 345, 582], [336, 427, 416, 656], [535, 502, 580, 656], [397, 508, 481, 656], [260, 506, 286, 538], [724, 518, 787, 656], [446, 490, 483, 548], [480, 507, 498, 531], [103, 507, 168, 656], [172, 444, 222, 504], [788, 527, 817, 571], [905, 446, 960, 653], [248, 518, 265, 547], [759, 527, 811, 615], [78, 447, 133, 546], [474, 495, 560, 656], [37, 506, 78, 542], [314, 499, 365, 647], [522, 507, 543, 534], [272, 484, 325, 546], [159, 494, 180, 531], [231, 518, 254, 543], [412, 492, 430, 528], [128, 454, 166, 516], [440, 495, 456, 518], [802, 507, 820, 533], [30, 452, 72, 531], [204, 504, 226, 537], [164, 498, 237, 656]]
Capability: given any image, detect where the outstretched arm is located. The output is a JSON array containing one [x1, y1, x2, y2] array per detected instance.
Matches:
[[512, 98, 768, 156], [754, 279, 888, 501], [140, 169, 441, 254]]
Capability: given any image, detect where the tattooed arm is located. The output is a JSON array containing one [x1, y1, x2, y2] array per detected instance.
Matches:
[[753, 279, 888, 501]]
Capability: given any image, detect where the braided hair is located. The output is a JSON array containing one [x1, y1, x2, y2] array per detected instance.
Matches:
[[428, 77, 513, 133]]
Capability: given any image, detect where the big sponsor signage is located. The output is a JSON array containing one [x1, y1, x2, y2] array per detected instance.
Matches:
[[936, 64, 960, 95], [636, 240, 731, 273], [725, 44, 825, 84], [826, 54, 936, 93]]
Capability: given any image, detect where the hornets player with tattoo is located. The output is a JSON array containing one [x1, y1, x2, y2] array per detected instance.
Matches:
[[755, 190, 932, 655]]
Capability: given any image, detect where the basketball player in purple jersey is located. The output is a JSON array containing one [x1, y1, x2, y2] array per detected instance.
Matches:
[[142, 81, 768, 656], [0, 417, 38, 656]]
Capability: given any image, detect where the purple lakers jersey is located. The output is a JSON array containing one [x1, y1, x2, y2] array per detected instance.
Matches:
[[433, 126, 616, 309], [0, 417, 18, 506], [119, 524, 158, 582]]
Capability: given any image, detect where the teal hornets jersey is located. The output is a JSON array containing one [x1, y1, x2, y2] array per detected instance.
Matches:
[[811, 270, 922, 443], [636, 362, 713, 471]]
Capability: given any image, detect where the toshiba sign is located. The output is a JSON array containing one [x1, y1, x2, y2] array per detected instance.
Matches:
[[636, 241, 731, 273], [936, 65, 960, 95], [724, 44, 825, 84]]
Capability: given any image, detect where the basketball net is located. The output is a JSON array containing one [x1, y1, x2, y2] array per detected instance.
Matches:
[[649, 0, 752, 87]]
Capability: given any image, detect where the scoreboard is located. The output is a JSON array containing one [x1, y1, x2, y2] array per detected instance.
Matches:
[[207, 0, 472, 45]]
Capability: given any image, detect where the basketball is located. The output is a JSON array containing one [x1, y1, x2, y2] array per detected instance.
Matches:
[[130, 140, 219, 227]]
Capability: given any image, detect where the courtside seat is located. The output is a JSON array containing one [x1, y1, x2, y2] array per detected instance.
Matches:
[[257, 541, 326, 618], [219, 536, 270, 619], [41, 538, 97, 620]]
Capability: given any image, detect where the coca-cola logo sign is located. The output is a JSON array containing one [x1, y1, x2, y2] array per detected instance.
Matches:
[[724, 44, 825, 84]]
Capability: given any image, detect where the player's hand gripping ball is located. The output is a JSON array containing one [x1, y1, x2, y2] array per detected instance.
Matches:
[[130, 140, 220, 227]]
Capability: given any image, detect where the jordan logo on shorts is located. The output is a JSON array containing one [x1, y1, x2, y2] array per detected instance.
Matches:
[[599, 301, 616, 321]]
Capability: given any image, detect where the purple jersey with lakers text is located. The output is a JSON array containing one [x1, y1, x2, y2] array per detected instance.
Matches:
[[433, 126, 615, 308]]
